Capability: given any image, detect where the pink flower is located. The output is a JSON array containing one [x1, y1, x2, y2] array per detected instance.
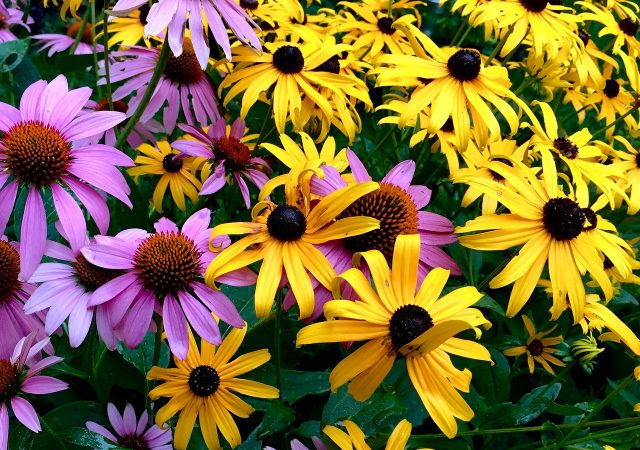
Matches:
[[0, 75, 132, 280], [86, 403, 172, 450], [100, 45, 220, 134], [110, 0, 260, 68], [33, 22, 103, 56], [0, 4, 32, 43], [0, 236, 50, 360], [0, 333, 68, 450], [173, 118, 271, 208], [81, 209, 256, 360]]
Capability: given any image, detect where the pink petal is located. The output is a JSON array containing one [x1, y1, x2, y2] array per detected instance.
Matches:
[[163, 295, 189, 360], [199, 163, 226, 195], [154, 217, 179, 234], [21, 376, 67, 394], [122, 404, 137, 436], [51, 183, 87, 253], [381, 160, 415, 188], [0, 182, 18, 243], [136, 410, 149, 435], [181, 208, 211, 240], [28, 263, 74, 283], [20, 187, 47, 280], [108, 403, 126, 436], [178, 290, 221, 346], [407, 185, 432, 209], [347, 149, 371, 182], [68, 297, 93, 348], [11, 397, 40, 432], [61, 111, 126, 141], [64, 177, 111, 235], [418, 211, 455, 232], [122, 294, 155, 348], [192, 282, 243, 328], [45, 287, 83, 334], [81, 243, 135, 270], [88, 272, 138, 307], [0, 403, 8, 450], [86, 422, 118, 443]]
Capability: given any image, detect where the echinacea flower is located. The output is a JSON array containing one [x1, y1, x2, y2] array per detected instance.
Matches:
[[0, 74, 130, 279], [102, 42, 220, 134], [111, 0, 260, 68], [173, 118, 271, 209], [128, 140, 202, 213], [205, 183, 380, 319], [323, 419, 414, 450], [82, 209, 251, 359], [33, 22, 104, 56], [86, 403, 172, 450], [147, 325, 279, 450], [0, 333, 68, 450], [297, 235, 492, 438], [504, 315, 565, 374], [0, 237, 49, 359], [0, 3, 32, 43]]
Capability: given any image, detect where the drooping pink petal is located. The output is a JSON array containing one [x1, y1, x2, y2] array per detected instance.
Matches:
[[178, 290, 221, 345], [68, 296, 93, 348], [181, 208, 211, 240], [407, 185, 432, 209], [61, 111, 126, 141], [346, 149, 371, 182], [67, 161, 132, 208], [192, 282, 243, 328], [26, 356, 63, 375], [64, 177, 111, 235], [162, 295, 189, 360], [215, 268, 257, 287], [44, 240, 76, 261], [88, 272, 139, 307], [10, 398, 40, 432], [20, 187, 47, 280], [418, 211, 455, 232], [82, 243, 136, 270], [0, 181, 18, 243], [136, 410, 149, 435], [0, 403, 8, 450], [86, 422, 118, 443], [44, 287, 83, 334], [122, 294, 155, 349], [199, 163, 226, 195], [21, 376, 68, 394], [23, 279, 75, 314], [51, 183, 87, 253], [28, 263, 74, 283]]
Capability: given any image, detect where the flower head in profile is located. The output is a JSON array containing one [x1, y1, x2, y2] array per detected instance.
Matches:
[[504, 315, 565, 374], [33, 22, 104, 56], [128, 140, 202, 213], [86, 403, 172, 450], [0, 4, 32, 43], [297, 235, 492, 438], [82, 209, 252, 359], [323, 419, 414, 450], [0, 75, 130, 280], [173, 118, 271, 209], [147, 325, 279, 450], [100, 4, 151, 48], [0, 333, 68, 450]]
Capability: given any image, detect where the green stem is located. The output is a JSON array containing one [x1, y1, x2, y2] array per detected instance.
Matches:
[[115, 43, 170, 149], [513, 74, 538, 97], [369, 127, 396, 163], [102, 0, 113, 110], [485, 25, 514, 67], [152, 314, 163, 368], [552, 374, 634, 449], [454, 22, 473, 48], [477, 248, 519, 291], [591, 101, 640, 137], [69, 8, 91, 55], [255, 102, 274, 149], [452, 21, 471, 47], [90, 1, 103, 98], [274, 291, 283, 391]]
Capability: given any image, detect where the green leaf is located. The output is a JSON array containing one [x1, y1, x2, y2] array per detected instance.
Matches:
[[280, 370, 330, 404], [509, 383, 562, 425], [117, 330, 169, 374], [294, 421, 323, 439], [0, 39, 30, 72], [60, 427, 124, 449], [257, 401, 295, 439], [476, 294, 506, 316], [44, 401, 105, 429], [546, 402, 587, 417]]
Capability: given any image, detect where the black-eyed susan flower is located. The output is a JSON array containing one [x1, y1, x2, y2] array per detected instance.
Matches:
[[375, 27, 521, 150], [205, 183, 380, 319], [562, 28, 620, 89], [147, 326, 279, 450], [43, 0, 83, 18], [504, 315, 565, 374], [323, 419, 414, 450], [571, 334, 604, 367], [454, 156, 633, 323], [297, 235, 492, 438], [578, 2, 640, 57], [609, 136, 640, 214], [100, 4, 150, 48], [128, 140, 202, 213]]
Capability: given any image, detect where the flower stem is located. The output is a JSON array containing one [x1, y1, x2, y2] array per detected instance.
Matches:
[[102, 0, 113, 110], [485, 25, 514, 67], [592, 101, 640, 137], [274, 290, 283, 391], [454, 21, 473, 47], [152, 314, 164, 368], [69, 8, 91, 55], [477, 248, 519, 291], [255, 101, 274, 148], [115, 43, 170, 149], [90, 1, 103, 98]]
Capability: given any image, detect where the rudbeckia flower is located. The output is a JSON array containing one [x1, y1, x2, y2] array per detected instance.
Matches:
[[578, 2, 640, 57], [562, 28, 619, 88], [0, 75, 130, 279], [43, 0, 83, 19], [99, 4, 150, 48], [111, 0, 260, 68], [297, 235, 492, 438], [33, 22, 104, 56], [0, 3, 32, 43], [147, 325, 279, 450], [322, 419, 414, 450], [86, 403, 173, 450], [173, 118, 271, 209], [609, 136, 640, 214], [375, 26, 521, 150], [101, 41, 221, 134], [128, 140, 202, 213], [0, 333, 68, 450], [82, 209, 252, 359], [504, 315, 565, 374], [454, 155, 633, 323]]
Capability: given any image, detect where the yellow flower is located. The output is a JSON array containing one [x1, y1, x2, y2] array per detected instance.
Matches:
[[578, 1, 640, 57], [297, 235, 492, 438], [147, 325, 279, 450], [571, 334, 604, 364], [98, 5, 149, 48], [127, 140, 202, 213], [504, 315, 565, 375], [607, 137, 640, 215], [205, 183, 380, 319], [323, 419, 420, 450], [44, 0, 83, 18]]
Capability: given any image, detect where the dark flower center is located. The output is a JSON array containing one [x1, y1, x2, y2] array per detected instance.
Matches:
[[389, 304, 434, 349], [527, 338, 544, 356], [603, 79, 620, 98], [635, 152, 640, 169], [164, 49, 203, 85], [553, 137, 579, 159], [3, 121, 72, 188], [240, 0, 259, 9], [95, 98, 129, 114], [188, 365, 220, 397], [67, 21, 94, 44], [138, 4, 151, 24], [603, 256, 614, 269], [377, 17, 396, 34], [581, 207, 597, 231], [440, 118, 454, 133], [0, 241, 21, 303], [339, 183, 418, 262], [272, 45, 305, 74], [212, 136, 252, 172], [313, 55, 341, 74], [162, 154, 184, 173], [291, 13, 307, 25], [75, 253, 124, 292], [542, 198, 585, 241], [267, 205, 307, 242], [578, 29, 590, 45], [488, 157, 513, 181], [447, 49, 482, 82], [518, 0, 548, 12], [133, 232, 203, 296], [118, 434, 150, 450], [619, 18, 639, 36], [0, 359, 21, 402]]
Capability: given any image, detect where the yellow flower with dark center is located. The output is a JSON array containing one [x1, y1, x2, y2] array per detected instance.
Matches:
[[453, 156, 633, 323], [609, 136, 640, 214], [374, 27, 521, 151], [205, 183, 380, 319], [147, 325, 279, 450], [99, 5, 150, 48], [512, 48, 572, 101], [44, 0, 83, 18], [128, 140, 202, 213], [297, 235, 492, 438], [323, 419, 416, 450], [504, 315, 565, 374], [561, 27, 620, 89], [578, 1, 640, 57]]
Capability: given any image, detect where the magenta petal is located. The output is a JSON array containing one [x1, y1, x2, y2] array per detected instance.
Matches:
[[86, 422, 118, 443], [0, 102, 20, 131], [64, 176, 111, 235], [418, 211, 455, 232], [0, 181, 18, 234], [162, 295, 189, 360], [181, 208, 211, 239], [199, 164, 226, 195], [81, 243, 136, 270], [122, 294, 155, 349], [51, 183, 87, 253], [11, 397, 40, 433], [108, 403, 126, 436], [88, 272, 138, 307], [68, 297, 93, 348], [346, 149, 371, 182], [0, 403, 8, 450], [136, 410, 149, 435], [154, 217, 179, 234], [192, 282, 243, 328], [310, 166, 347, 196], [215, 268, 257, 287], [178, 290, 221, 346], [122, 404, 137, 436], [61, 111, 126, 141], [381, 160, 416, 188], [20, 186, 47, 280], [21, 376, 69, 394], [28, 263, 74, 283], [407, 185, 432, 209]]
